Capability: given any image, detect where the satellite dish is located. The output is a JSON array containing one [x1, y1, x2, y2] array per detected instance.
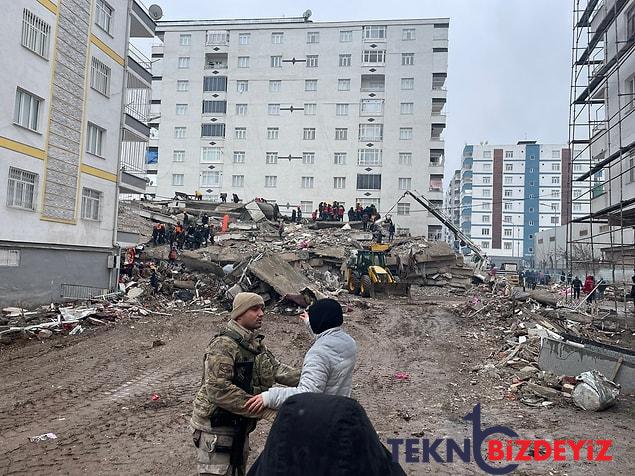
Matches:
[[302, 9, 312, 21], [148, 4, 163, 21]]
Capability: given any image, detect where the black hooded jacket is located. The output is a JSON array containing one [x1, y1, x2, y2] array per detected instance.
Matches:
[[247, 393, 406, 476]]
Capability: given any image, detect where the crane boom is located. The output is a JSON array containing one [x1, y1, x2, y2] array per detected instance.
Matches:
[[400, 190, 487, 265]]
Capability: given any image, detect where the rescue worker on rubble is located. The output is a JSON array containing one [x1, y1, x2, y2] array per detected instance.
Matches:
[[190, 293, 300, 476]]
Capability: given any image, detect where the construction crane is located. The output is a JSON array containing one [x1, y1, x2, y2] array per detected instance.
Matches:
[[397, 190, 488, 268]]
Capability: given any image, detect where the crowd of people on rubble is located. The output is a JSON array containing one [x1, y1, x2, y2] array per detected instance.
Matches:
[[312, 202, 345, 221], [151, 211, 214, 252]]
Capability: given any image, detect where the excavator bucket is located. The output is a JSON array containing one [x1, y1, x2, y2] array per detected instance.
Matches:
[[368, 266, 411, 298]]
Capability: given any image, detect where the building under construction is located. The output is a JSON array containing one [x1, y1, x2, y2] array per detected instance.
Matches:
[[568, 0, 635, 310]]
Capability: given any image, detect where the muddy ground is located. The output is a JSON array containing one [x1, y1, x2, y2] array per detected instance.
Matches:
[[1, 292, 633, 475]]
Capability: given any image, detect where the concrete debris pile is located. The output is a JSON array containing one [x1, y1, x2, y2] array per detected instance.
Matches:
[[454, 287, 632, 409]]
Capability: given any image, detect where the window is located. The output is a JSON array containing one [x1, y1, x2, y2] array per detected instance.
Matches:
[[335, 128, 348, 140], [300, 201, 313, 213], [306, 55, 319, 67], [398, 178, 412, 190], [95, 0, 113, 34], [236, 80, 249, 93], [0, 249, 20, 267], [528, 221, 535, 226], [304, 103, 317, 115], [271, 56, 282, 68], [7, 167, 37, 210], [173, 150, 185, 162], [174, 126, 186, 138], [266, 152, 278, 164], [206, 31, 229, 45], [551, 163, 560, 171], [504, 189, 512, 197], [339, 54, 352, 67], [401, 78, 414, 90], [483, 176, 491, 184], [232, 175, 245, 188], [201, 147, 222, 163], [175, 104, 188, 115], [237, 56, 249, 68], [178, 57, 190, 68], [397, 203, 410, 216], [483, 151, 492, 158], [235, 104, 248, 115], [202, 100, 227, 114], [482, 228, 490, 236], [269, 80, 281, 92], [483, 163, 492, 171], [574, 189, 582, 197], [338, 79, 351, 91], [551, 189, 560, 198], [504, 176, 512, 185], [359, 124, 383, 141], [360, 99, 384, 115], [180, 34, 191, 46], [550, 203, 558, 211], [503, 228, 512, 237], [482, 202, 490, 211], [303, 152, 315, 165], [505, 150, 513, 158], [402, 53, 415, 65], [552, 176, 560, 184], [399, 128, 413, 140], [505, 164, 513, 172], [362, 50, 386, 63], [573, 203, 582, 211], [303, 128, 316, 140], [268, 104, 280, 115], [271, 32, 283, 44], [504, 215, 512, 223], [357, 174, 382, 190], [21, 9, 51, 58], [340, 30, 352, 42], [86, 123, 105, 156], [233, 151, 245, 164], [235, 127, 246, 139], [399, 152, 412, 166], [307, 31, 320, 43], [201, 171, 221, 187], [203, 76, 227, 92], [301, 176, 315, 188], [363, 25, 386, 40], [265, 176, 277, 188], [305, 80, 318, 91], [334, 152, 346, 165], [267, 128, 279, 140], [358, 149, 382, 166], [238, 33, 250, 45], [336, 104, 349, 116], [504, 242, 513, 250], [481, 241, 490, 249], [628, 6, 635, 40], [90, 58, 111, 97], [201, 124, 225, 137], [13, 88, 42, 131], [81, 188, 101, 221], [402, 28, 416, 40], [400, 102, 414, 114], [552, 150, 561, 158], [333, 177, 346, 189], [483, 189, 491, 198], [551, 216, 560, 224], [177, 80, 189, 91]]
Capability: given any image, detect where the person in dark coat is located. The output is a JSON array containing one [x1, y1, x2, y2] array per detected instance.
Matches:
[[247, 393, 406, 476], [572, 276, 582, 300], [291, 208, 297, 223]]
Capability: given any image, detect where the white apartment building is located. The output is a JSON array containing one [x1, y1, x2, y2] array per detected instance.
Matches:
[[459, 141, 591, 266], [0, 0, 155, 306], [148, 16, 449, 237], [443, 168, 460, 244]]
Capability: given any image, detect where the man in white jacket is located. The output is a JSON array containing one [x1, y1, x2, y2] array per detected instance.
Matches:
[[244, 298, 357, 413]]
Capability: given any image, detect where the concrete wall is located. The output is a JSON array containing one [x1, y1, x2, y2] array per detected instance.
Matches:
[[0, 244, 115, 308]]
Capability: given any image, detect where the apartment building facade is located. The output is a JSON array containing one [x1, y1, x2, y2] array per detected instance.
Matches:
[[443, 168, 460, 244], [149, 17, 449, 237], [0, 0, 154, 306], [459, 141, 591, 265]]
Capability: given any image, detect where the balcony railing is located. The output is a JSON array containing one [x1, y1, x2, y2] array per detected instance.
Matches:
[[128, 43, 151, 72]]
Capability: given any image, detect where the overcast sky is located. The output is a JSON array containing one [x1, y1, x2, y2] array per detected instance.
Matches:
[[147, 0, 573, 183]]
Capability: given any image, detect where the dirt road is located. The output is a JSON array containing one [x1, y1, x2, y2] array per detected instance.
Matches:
[[1, 295, 633, 475]]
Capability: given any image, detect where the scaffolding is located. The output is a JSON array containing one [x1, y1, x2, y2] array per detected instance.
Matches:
[[568, 0, 635, 321]]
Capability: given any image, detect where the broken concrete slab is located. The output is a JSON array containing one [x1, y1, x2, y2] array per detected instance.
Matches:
[[173, 280, 196, 290], [246, 255, 313, 297], [179, 251, 226, 277], [244, 201, 266, 222], [126, 287, 145, 299]]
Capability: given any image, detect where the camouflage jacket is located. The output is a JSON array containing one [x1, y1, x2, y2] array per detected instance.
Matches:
[[191, 319, 300, 431]]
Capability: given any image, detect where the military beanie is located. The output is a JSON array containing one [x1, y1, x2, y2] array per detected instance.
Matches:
[[308, 298, 343, 334], [231, 292, 265, 320]]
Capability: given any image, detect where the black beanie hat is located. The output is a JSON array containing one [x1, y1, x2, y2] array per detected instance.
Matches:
[[308, 299, 344, 334]]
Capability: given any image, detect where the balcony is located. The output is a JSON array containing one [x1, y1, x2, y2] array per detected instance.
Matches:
[[127, 43, 152, 86], [360, 74, 385, 92], [120, 130, 149, 194], [130, 0, 155, 39], [124, 71, 151, 134], [206, 30, 229, 46], [205, 53, 228, 70]]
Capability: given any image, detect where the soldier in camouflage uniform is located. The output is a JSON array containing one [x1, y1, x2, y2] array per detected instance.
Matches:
[[191, 292, 300, 475]]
